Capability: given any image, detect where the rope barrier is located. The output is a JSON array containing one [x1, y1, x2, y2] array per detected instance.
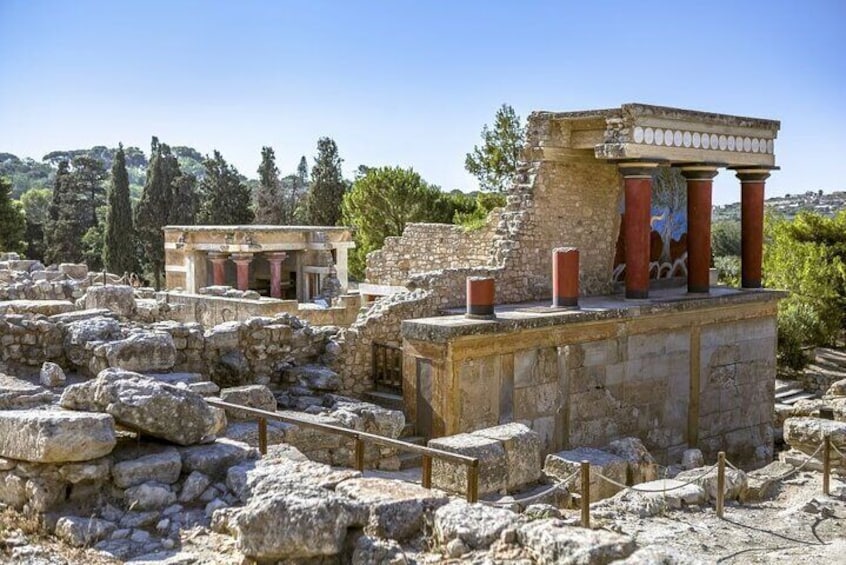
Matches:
[[829, 441, 845, 459], [771, 442, 825, 481], [594, 463, 720, 494], [479, 468, 580, 507]]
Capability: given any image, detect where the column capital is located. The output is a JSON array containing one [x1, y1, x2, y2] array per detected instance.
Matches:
[[616, 159, 667, 178], [265, 252, 288, 263], [678, 162, 726, 181], [729, 165, 779, 183], [208, 252, 229, 262], [230, 253, 254, 264]]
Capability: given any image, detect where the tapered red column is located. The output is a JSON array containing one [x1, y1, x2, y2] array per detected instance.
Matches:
[[552, 247, 579, 308], [209, 253, 228, 286], [731, 167, 776, 288], [680, 165, 721, 293], [619, 161, 662, 299], [266, 252, 288, 299], [231, 253, 253, 291]]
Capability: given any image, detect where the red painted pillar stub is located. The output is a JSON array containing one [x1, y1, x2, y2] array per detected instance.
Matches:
[[266, 252, 288, 299], [731, 167, 777, 289], [209, 253, 228, 287], [552, 247, 579, 308], [232, 253, 254, 291], [618, 161, 663, 299], [680, 164, 722, 294], [466, 276, 495, 319]]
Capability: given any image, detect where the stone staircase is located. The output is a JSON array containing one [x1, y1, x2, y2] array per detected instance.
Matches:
[[364, 389, 424, 469], [774, 380, 817, 411], [801, 347, 846, 395]]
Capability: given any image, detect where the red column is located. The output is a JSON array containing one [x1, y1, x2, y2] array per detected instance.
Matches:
[[209, 253, 228, 286], [732, 167, 775, 288], [266, 252, 288, 298], [466, 276, 495, 319], [680, 165, 721, 293], [232, 253, 253, 291], [618, 161, 661, 299], [552, 247, 579, 308]]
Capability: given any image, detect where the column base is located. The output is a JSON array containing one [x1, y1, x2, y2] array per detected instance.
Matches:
[[552, 296, 579, 308], [687, 284, 711, 294], [625, 289, 649, 300], [741, 279, 762, 289]]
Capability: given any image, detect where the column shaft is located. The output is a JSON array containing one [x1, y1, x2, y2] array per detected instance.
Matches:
[[619, 162, 661, 299], [232, 254, 253, 291], [210, 254, 228, 287], [267, 252, 288, 299], [681, 165, 720, 294], [732, 168, 774, 289]]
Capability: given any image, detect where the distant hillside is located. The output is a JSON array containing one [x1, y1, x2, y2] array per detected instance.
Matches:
[[0, 145, 207, 201], [713, 190, 846, 222]]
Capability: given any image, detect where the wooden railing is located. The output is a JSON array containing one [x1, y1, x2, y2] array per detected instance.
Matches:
[[372, 342, 403, 393], [206, 398, 480, 502]]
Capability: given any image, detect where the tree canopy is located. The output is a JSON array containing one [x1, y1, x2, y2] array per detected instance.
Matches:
[[465, 103, 526, 193], [306, 138, 346, 226], [103, 143, 135, 275], [0, 177, 26, 254], [255, 146, 284, 224], [196, 150, 254, 225]]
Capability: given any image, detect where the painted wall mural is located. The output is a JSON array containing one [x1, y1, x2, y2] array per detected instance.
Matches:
[[613, 168, 688, 283]]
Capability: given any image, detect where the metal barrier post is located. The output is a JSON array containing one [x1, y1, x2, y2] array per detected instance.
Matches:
[[581, 460, 590, 528], [422, 455, 432, 489], [354, 436, 365, 471], [258, 418, 268, 455], [823, 436, 831, 496], [466, 460, 479, 503], [717, 451, 726, 518]]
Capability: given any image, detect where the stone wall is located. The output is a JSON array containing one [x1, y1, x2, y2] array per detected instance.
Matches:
[[365, 213, 500, 287], [402, 292, 780, 469]]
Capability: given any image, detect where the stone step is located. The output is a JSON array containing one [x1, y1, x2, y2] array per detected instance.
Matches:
[[780, 391, 817, 405], [774, 380, 800, 395], [363, 390, 404, 412], [774, 387, 805, 400]]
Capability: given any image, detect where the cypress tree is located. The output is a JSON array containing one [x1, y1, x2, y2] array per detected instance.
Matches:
[[103, 143, 135, 274], [196, 150, 254, 225], [254, 146, 283, 224], [305, 138, 346, 226], [169, 173, 198, 225], [0, 177, 26, 254], [44, 161, 86, 264]]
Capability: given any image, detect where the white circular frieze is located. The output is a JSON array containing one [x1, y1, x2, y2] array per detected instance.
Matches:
[[683, 131, 692, 147], [644, 127, 654, 144], [692, 132, 701, 148], [751, 138, 760, 153], [633, 126, 644, 143], [727, 136, 735, 151], [710, 134, 719, 149], [654, 128, 664, 146], [673, 130, 683, 147], [718, 135, 727, 150], [701, 133, 710, 149], [735, 136, 743, 151], [767, 139, 774, 154], [743, 137, 752, 152]]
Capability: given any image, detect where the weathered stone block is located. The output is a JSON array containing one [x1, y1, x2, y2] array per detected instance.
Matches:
[[96, 331, 176, 373], [0, 374, 54, 409], [83, 284, 136, 316], [220, 384, 277, 420], [544, 447, 627, 502], [517, 518, 636, 563], [428, 433, 507, 497], [0, 409, 115, 463], [472, 423, 541, 492], [112, 447, 182, 488]]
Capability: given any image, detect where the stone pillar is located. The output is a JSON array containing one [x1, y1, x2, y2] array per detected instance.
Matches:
[[618, 161, 662, 299], [731, 167, 776, 288], [552, 247, 579, 308], [185, 251, 208, 294], [466, 276, 495, 319], [266, 252, 288, 299], [231, 253, 254, 291], [209, 253, 228, 287], [680, 164, 721, 293]]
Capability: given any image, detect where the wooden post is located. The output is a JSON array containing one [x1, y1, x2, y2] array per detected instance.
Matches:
[[258, 418, 267, 455], [823, 435, 831, 496], [354, 436, 365, 471], [466, 461, 479, 503], [717, 451, 726, 518], [581, 460, 590, 528], [422, 455, 432, 489]]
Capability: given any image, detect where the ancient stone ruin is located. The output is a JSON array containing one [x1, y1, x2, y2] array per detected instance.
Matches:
[[2, 104, 846, 563]]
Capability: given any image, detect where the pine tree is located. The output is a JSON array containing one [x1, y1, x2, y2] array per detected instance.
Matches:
[[71, 155, 107, 229], [135, 137, 180, 289], [196, 150, 254, 225], [465, 103, 526, 193], [103, 144, 135, 275], [254, 146, 283, 224], [305, 138, 346, 226], [0, 177, 26, 254]]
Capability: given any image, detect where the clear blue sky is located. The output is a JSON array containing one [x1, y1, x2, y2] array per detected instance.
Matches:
[[1, 0, 844, 204]]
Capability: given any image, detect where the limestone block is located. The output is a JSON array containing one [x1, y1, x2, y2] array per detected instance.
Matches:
[[188, 382, 221, 396], [784, 417, 846, 466], [220, 384, 277, 420], [0, 374, 54, 409], [428, 433, 508, 497], [0, 409, 115, 463], [544, 447, 627, 502], [59, 459, 111, 483], [60, 368, 222, 446], [179, 438, 258, 479], [224, 421, 292, 448], [351, 536, 406, 565], [744, 461, 795, 502], [607, 437, 659, 484], [83, 284, 136, 316], [112, 447, 182, 488], [594, 479, 706, 518], [124, 481, 177, 510], [62, 316, 121, 368], [0, 474, 26, 508], [59, 263, 89, 279], [472, 423, 541, 492], [233, 486, 365, 561], [286, 364, 341, 392], [675, 465, 748, 502], [179, 470, 211, 503], [0, 299, 75, 316], [681, 448, 705, 470], [96, 331, 176, 373], [433, 500, 521, 550], [335, 477, 449, 540], [825, 378, 846, 398], [144, 372, 205, 385], [40, 361, 66, 387], [55, 516, 116, 547], [517, 518, 636, 563]]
